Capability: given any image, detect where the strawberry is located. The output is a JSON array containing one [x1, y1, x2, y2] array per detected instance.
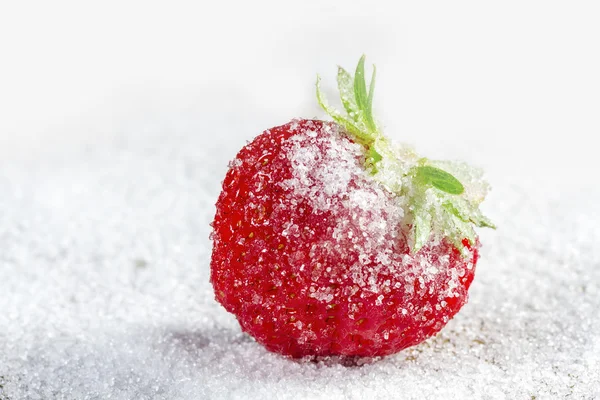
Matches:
[[210, 56, 494, 358]]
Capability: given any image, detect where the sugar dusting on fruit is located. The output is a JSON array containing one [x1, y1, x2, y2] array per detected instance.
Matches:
[[280, 120, 406, 294], [210, 56, 494, 358], [210, 119, 480, 357]]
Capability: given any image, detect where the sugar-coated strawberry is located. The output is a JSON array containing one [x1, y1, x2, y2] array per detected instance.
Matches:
[[210, 56, 494, 358]]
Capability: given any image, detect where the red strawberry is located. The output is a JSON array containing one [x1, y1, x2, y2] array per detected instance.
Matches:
[[210, 56, 494, 358]]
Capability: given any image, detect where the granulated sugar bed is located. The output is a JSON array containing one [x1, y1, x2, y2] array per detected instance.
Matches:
[[1, 99, 599, 399]]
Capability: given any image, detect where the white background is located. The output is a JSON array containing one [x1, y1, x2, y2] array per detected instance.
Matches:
[[1, 1, 599, 171]]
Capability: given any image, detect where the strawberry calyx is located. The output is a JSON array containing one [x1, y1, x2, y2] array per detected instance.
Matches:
[[316, 55, 383, 167], [316, 55, 496, 255]]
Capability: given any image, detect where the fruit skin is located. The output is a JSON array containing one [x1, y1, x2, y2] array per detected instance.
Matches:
[[210, 119, 479, 358]]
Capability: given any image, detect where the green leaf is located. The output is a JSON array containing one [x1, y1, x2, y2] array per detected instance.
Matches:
[[315, 56, 381, 156], [316, 75, 370, 141], [367, 145, 383, 173], [413, 205, 433, 253], [353, 55, 377, 132], [475, 214, 496, 229], [447, 213, 477, 248], [368, 146, 382, 163], [337, 67, 360, 120], [366, 64, 376, 128], [443, 200, 496, 229], [354, 56, 368, 110], [416, 166, 465, 195], [456, 216, 477, 245]]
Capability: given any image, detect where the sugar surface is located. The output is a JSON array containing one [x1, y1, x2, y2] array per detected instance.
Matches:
[[1, 107, 599, 399]]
